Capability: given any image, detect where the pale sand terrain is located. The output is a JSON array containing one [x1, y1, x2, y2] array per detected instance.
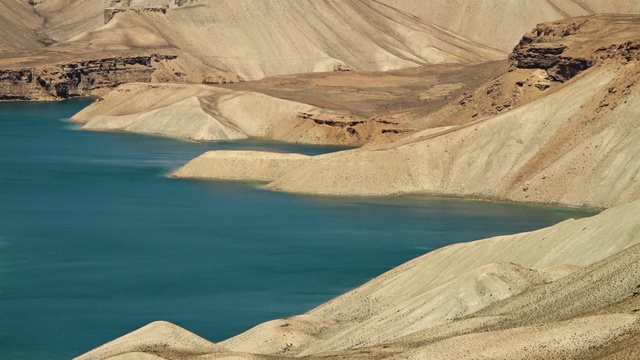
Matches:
[[0, 0, 504, 80], [262, 63, 640, 209], [175, 15, 640, 210], [71, 61, 507, 145], [71, 83, 367, 145], [76, 199, 640, 359], [16, 0, 640, 57], [130, 0, 505, 80], [0, 1, 43, 52], [171, 151, 310, 182], [377, 0, 640, 52]]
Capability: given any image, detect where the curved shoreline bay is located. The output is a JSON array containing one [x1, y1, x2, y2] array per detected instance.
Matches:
[[0, 100, 594, 359]]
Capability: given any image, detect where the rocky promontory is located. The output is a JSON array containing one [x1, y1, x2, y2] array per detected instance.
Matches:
[[0, 54, 177, 101]]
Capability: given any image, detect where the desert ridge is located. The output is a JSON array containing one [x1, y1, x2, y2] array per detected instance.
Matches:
[[0, 0, 507, 102], [70, 82, 374, 145], [172, 15, 640, 210], [75, 198, 640, 359]]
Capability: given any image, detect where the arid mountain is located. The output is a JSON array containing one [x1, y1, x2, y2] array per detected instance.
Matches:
[[377, 0, 640, 51], [175, 15, 640, 210], [0, 1, 43, 53], [0, 0, 506, 101]]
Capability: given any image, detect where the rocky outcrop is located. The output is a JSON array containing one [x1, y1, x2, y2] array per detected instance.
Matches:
[[510, 44, 592, 82], [417, 15, 640, 128], [0, 54, 177, 101], [509, 16, 640, 83], [104, 6, 167, 24], [509, 21, 593, 82]]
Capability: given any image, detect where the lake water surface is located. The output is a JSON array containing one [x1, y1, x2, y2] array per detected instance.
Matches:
[[0, 99, 595, 359]]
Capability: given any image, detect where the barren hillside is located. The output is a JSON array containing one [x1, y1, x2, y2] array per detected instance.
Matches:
[[0, 0, 507, 102], [0, 1, 43, 52], [76, 198, 640, 360], [377, 0, 640, 51], [71, 60, 507, 146], [176, 15, 640, 210]]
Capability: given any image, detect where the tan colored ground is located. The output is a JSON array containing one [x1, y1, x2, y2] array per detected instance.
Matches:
[[376, 0, 640, 52], [71, 60, 506, 145], [76, 199, 640, 360], [71, 82, 375, 145], [0, 0, 505, 82], [175, 15, 640, 210], [170, 151, 310, 182], [0, 1, 43, 53]]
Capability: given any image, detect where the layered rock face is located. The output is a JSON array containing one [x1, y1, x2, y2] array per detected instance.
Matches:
[[0, 54, 177, 101]]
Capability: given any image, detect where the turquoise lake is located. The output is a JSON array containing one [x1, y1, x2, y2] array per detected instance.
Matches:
[[0, 99, 595, 359]]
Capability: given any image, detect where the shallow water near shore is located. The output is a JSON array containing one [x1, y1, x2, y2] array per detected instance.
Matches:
[[0, 99, 595, 359]]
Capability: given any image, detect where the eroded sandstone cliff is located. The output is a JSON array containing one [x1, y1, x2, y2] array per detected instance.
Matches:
[[0, 54, 177, 101]]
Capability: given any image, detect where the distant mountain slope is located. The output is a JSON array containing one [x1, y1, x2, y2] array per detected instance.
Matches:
[[377, 0, 640, 51], [0, 0, 507, 99], [28, 0, 186, 43], [0, 1, 43, 52], [67, 0, 505, 80]]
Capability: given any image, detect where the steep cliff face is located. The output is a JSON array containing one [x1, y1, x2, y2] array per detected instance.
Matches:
[[0, 54, 175, 101], [0, 52, 243, 101]]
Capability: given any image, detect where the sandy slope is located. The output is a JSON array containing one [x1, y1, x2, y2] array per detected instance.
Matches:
[[76, 199, 640, 360], [71, 83, 364, 144], [71, 60, 507, 145], [70, 0, 504, 80], [377, 0, 640, 52], [176, 63, 640, 209], [174, 16, 640, 209], [222, 199, 640, 355], [170, 151, 311, 182], [0, 2, 43, 52], [16, 0, 640, 55], [29, 0, 192, 44], [0, 0, 510, 102], [262, 63, 640, 209]]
